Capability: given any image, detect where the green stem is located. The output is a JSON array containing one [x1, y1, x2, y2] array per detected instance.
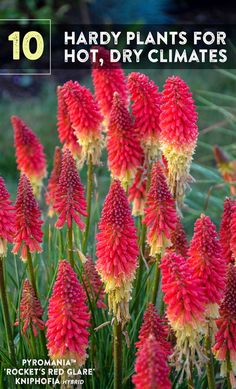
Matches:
[[68, 223, 74, 268], [151, 258, 160, 305], [187, 361, 194, 389], [82, 154, 93, 253], [0, 257, 16, 365], [226, 350, 232, 388], [27, 249, 37, 297], [134, 221, 146, 311], [205, 324, 215, 389], [113, 319, 122, 389]]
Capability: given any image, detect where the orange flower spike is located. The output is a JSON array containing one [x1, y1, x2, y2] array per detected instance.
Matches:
[[82, 256, 106, 309], [54, 149, 87, 230], [12, 174, 43, 261], [11, 115, 47, 197], [220, 198, 234, 263], [161, 252, 207, 377], [214, 145, 236, 196], [136, 303, 171, 356], [132, 335, 171, 389], [57, 86, 82, 159], [160, 76, 198, 206], [0, 177, 15, 257], [92, 46, 128, 126], [128, 72, 162, 160], [143, 161, 178, 256], [61, 80, 103, 165], [128, 161, 148, 216], [15, 279, 44, 336], [107, 92, 143, 188], [96, 180, 138, 323], [212, 264, 236, 384], [188, 214, 226, 318], [46, 260, 90, 366], [46, 147, 62, 217]]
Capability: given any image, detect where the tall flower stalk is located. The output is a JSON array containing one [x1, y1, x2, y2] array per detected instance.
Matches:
[[96, 179, 138, 388], [0, 177, 16, 364], [53, 149, 87, 267]]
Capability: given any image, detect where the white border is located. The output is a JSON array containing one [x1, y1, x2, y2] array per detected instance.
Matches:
[[0, 19, 51, 76]]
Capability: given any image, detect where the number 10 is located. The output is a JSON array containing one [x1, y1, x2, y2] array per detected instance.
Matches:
[[8, 31, 44, 61]]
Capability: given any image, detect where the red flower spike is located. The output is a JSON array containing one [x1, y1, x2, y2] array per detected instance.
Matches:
[[230, 200, 236, 261], [128, 161, 147, 216], [46, 147, 62, 217], [214, 145, 236, 196], [220, 198, 234, 263], [143, 161, 178, 256], [46, 260, 90, 366], [15, 279, 44, 336], [82, 256, 106, 309], [11, 115, 47, 197], [61, 80, 103, 165], [160, 252, 207, 377], [57, 86, 82, 159], [0, 177, 15, 257], [160, 76, 198, 205], [168, 216, 188, 258], [107, 92, 143, 188], [12, 174, 43, 261], [136, 303, 171, 357], [188, 214, 226, 318], [128, 72, 162, 160], [212, 264, 236, 382], [132, 335, 171, 389], [92, 46, 128, 125], [96, 180, 138, 323], [54, 149, 87, 230]]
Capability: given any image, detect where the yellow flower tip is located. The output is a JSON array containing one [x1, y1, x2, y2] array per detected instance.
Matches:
[[148, 233, 171, 257], [141, 136, 161, 161], [77, 132, 103, 166], [161, 143, 196, 205], [78, 250, 88, 264], [205, 303, 219, 320], [101, 274, 135, 324], [0, 238, 7, 257]]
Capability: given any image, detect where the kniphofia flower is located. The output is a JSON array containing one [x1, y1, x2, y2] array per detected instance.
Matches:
[[82, 256, 106, 309], [128, 72, 162, 160], [230, 200, 236, 262], [92, 46, 128, 126], [45, 147, 62, 217], [143, 161, 177, 256], [107, 92, 143, 188], [15, 279, 44, 336], [214, 145, 236, 196], [57, 86, 82, 159], [136, 303, 171, 356], [220, 198, 234, 263], [12, 115, 47, 196], [160, 76, 198, 206], [168, 216, 188, 258], [132, 334, 171, 389], [46, 260, 90, 365], [53, 149, 87, 229], [61, 80, 103, 165], [212, 264, 236, 384], [0, 176, 15, 257], [161, 252, 207, 378], [188, 214, 226, 318], [96, 179, 138, 323], [128, 160, 147, 216], [12, 174, 43, 261]]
